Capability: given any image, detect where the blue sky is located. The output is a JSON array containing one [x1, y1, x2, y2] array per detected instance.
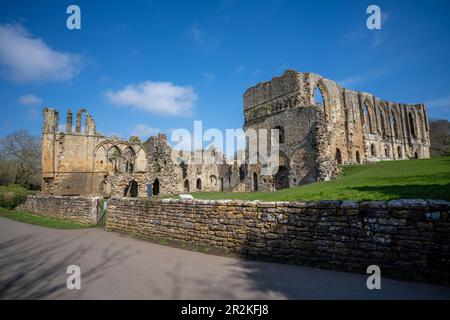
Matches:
[[1, 0, 450, 146]]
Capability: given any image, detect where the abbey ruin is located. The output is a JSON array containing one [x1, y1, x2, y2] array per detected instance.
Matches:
[[41, 70, 430, 198]]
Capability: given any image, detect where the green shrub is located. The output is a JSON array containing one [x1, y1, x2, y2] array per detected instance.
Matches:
[[0, 185, 29, 209]]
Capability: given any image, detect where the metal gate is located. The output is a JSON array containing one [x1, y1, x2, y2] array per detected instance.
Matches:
[[97, 198, 109, 228]]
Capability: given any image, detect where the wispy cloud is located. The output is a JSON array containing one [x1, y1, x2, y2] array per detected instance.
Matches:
[[276, 63, 289, 74], [338, 67, 391, 87], [105, 81, 198, 117], [342, 11, 391, 48], [425, 95, 450, 109], [234, 63, 246, 76], [251, 69, 262, 77], [18, 94, 42, 106], [0, 23, 81, 83], [202, 72, 215, 81], [186, 22, 221, 50], [131, 124, 160, 140]]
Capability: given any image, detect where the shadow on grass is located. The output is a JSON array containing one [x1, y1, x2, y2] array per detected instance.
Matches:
[[349, 183, 450, 200]]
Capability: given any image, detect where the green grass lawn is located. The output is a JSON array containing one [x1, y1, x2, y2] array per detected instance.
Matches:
[[0, 207, 96, 229], [189, 156, 450, 202]]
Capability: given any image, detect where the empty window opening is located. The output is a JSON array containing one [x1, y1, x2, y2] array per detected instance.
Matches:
[[153, 178, 160, 195], [252, 173, 259, 191], [371, 144, 376, 157], [273, 126, 285, 144], [335, 148, 342, 164]]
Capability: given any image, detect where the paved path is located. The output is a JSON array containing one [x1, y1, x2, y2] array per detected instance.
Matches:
[[1, 217, 450, 300]]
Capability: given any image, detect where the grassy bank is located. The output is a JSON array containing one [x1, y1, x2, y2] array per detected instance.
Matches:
[[189, 156, 450, 202], [0, 207, 96, 229]]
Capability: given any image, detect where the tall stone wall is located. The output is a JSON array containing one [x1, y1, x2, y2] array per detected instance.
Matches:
[[243, 70, 431, 191], [107, 198, 450, 284], [17, 195, 100, 225]]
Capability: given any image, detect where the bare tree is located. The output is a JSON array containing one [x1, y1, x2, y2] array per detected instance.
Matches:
[[0, 130, 41, 189], [429, 119, 450, 157]]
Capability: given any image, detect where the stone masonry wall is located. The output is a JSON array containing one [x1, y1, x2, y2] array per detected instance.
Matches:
[[107, 198, 450, 284], [17, 195, 100, 225]]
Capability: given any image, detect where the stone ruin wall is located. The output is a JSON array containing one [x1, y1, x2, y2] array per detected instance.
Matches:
[[41, 108, 236, 198], [42, 69, 430, 197], [243, 70, 430, 191]]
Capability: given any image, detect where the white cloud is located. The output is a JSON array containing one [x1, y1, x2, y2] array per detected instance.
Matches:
[[105, 81, 198, 116], [18, 94, 42, 106], [131, 124, 160, 140], [0, 23, 81, 83]]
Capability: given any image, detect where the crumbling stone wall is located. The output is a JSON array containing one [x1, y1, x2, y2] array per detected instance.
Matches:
[[243, 70, 430, 191], [107, 197, 450, 284], [42, 69, 430, 197], [17, 195, 100, 224]]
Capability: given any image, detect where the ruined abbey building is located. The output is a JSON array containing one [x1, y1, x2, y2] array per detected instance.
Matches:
[[42, 70, 430, 197]]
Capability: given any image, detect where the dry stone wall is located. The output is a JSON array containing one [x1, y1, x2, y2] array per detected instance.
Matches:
[[107, 197, 450, 284], [17, 195, 100, 225]]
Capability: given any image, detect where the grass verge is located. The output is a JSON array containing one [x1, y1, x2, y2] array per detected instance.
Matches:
[[0, 207, 96, 229]]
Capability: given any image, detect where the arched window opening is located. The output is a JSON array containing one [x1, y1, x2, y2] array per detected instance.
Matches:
[[130, 180, 138, 197], [363, 103, 373, 134], [124, 147, 136, 173], [409, 112, 417, 138], [196, 178, 202, 190], [184, 180, 190, 192], [75, 109, 88, 134], [371, 144, 376, 157], [335, 148, 342, 164], [239, 165, 246, 181], [417, 112, 425, 139], [252, 173, 258, 191], [123, 180, 138, 197], [356, 151, 361, 164], [397, 146, 402, 159], [180, 161, 188, 179], [380, 111, 386, 139], [385, 146, 389, 158], [153, 178, 160, 195], [107, 146, 121, 175], [391, 111, 398, 139], [313, 85, 324, 106], [273, 126, 285, 144]]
